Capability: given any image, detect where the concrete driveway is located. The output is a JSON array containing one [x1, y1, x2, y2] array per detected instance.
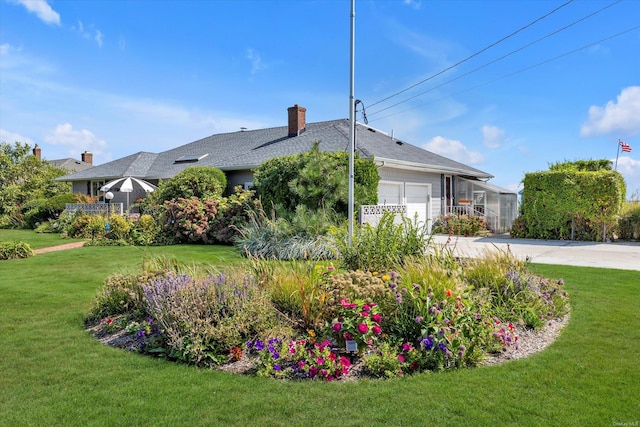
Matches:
[[431, 235, 640, 271]]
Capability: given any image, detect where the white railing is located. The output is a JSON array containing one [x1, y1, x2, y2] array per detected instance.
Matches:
[[360, 205, 407, 226], [448, 205, 500, 232], [65, 202, 124, 215]]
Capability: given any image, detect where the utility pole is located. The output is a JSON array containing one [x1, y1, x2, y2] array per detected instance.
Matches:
[[348, 0, 355, 246]]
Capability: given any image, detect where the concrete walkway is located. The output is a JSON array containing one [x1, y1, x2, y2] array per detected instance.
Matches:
[[431, 235, 640, 271], [33, 241, 86, 255]]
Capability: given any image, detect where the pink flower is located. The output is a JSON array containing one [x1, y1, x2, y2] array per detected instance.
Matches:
[[402, 342, 412, 352], [328, 352, 337, 361], [372, 325, 382, 335], [361, 304, 370, 312], [332, 323, 342, 332], [344, 332, 354, 341], [361, 312, 369, 317], [398, 354, 405, 363], [309, 366, 318, 377], [339, 356, 351, 368], [371, 313, 382, 323], [317, 357, 325, 365], [357, 323, 369, 334], [340, 299, 350, 307], [327, 265, 335, 271]]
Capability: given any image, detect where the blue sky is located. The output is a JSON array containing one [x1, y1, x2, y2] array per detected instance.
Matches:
[[1, 0, 639, 196]]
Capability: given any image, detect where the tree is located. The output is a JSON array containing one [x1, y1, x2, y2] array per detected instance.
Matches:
[[253, 141, 379, 217], [0, 142, 69, 226]]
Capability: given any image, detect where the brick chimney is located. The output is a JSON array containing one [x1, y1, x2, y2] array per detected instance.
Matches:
[[287, 104, 306, 137], [81, 151, 93, 165], [33, 144, 41, 160]]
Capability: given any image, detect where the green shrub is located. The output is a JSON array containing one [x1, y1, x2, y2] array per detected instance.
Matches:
[[617, 201, 640, 240], [331, 212, 429, 271], [0, 241, 34, 260], [131, 214, 162, 246], [104, 214, 132, 241], [253, 142, 379, 217], [153, 166, 226, 204], [433, 214, 490, 236], [86, 270, 168, 321], [209, 187, 261, 244], [66, 213, 107, 239], [22, 193, 77, 229]]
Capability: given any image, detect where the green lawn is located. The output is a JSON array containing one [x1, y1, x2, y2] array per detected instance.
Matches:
[[0, 231, 638, 426], [0, 228, 85, 249]]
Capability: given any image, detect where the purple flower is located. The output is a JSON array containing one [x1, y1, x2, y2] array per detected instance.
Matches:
[[272, 352, 280, 360], [254, 340, 264, 351], [273, 364, 281, 371], [421, 337, 434, 350], [414, 316, 424, 323], [437, 342, 447, 352]]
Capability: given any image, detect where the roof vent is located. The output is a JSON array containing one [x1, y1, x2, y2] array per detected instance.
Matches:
[[175, 153, 209, 163], [396, 140, 404, 146]]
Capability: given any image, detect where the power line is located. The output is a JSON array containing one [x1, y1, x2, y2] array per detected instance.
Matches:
[[369, 24, 640, 123], [367, 0, 575, 109], [368, 0, 623, 117]]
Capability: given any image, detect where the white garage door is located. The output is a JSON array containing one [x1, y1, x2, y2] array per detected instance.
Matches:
[[405, 183, 431, 232], [378, 182, 402, 205]]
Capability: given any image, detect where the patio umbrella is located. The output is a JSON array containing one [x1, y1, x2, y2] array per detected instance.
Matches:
[[100, 176, 157, 209]]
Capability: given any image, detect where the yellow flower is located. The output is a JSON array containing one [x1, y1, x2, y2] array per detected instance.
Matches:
[[307, 329, 316, 337], [381, 274, 391, 281]]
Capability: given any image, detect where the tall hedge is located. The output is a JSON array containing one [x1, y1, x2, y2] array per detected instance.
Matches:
[[517, 167, 625, 241], [253, 142, 379, 216]]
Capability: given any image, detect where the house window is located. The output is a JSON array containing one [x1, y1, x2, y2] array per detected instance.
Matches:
[[244, 181, 254, 190], [91, 180, 106, 199]]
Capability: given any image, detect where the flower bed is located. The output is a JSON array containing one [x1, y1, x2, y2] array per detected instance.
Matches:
[[86, 250, 569, 380]]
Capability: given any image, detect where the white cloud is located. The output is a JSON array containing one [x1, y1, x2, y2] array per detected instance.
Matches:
[[44, 123, 108, 158], [0, 128, 36, 145], [423, 136, 484, 164], [615, 156, 640, 196], [11, 0, 60, 26], [581, 86, 640, 137], [0, 43, 11, 55], [71, 20, 104, 47], [247, 48, 267, 75], [403, 0, 422, 10], [95, 30, 103, 48], [482, 125, 505, 149]]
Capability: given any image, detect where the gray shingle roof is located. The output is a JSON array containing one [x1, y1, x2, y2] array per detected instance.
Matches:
[[57, 119, 492, 181]]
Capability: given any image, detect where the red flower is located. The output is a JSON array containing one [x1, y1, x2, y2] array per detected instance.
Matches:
[[357, 323, 369, 334], [332, 323, 342, 332], [372, 325, 382, 335], [371, 313, 382, 323], [446, 289, 453, 297]]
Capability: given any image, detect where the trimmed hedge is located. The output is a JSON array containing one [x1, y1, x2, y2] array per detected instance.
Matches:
[[515, 168, 625, 241]]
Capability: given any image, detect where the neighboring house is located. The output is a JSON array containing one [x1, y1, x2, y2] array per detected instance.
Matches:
[[33, 144, 94, 174], [56, 104, 517, 232]]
